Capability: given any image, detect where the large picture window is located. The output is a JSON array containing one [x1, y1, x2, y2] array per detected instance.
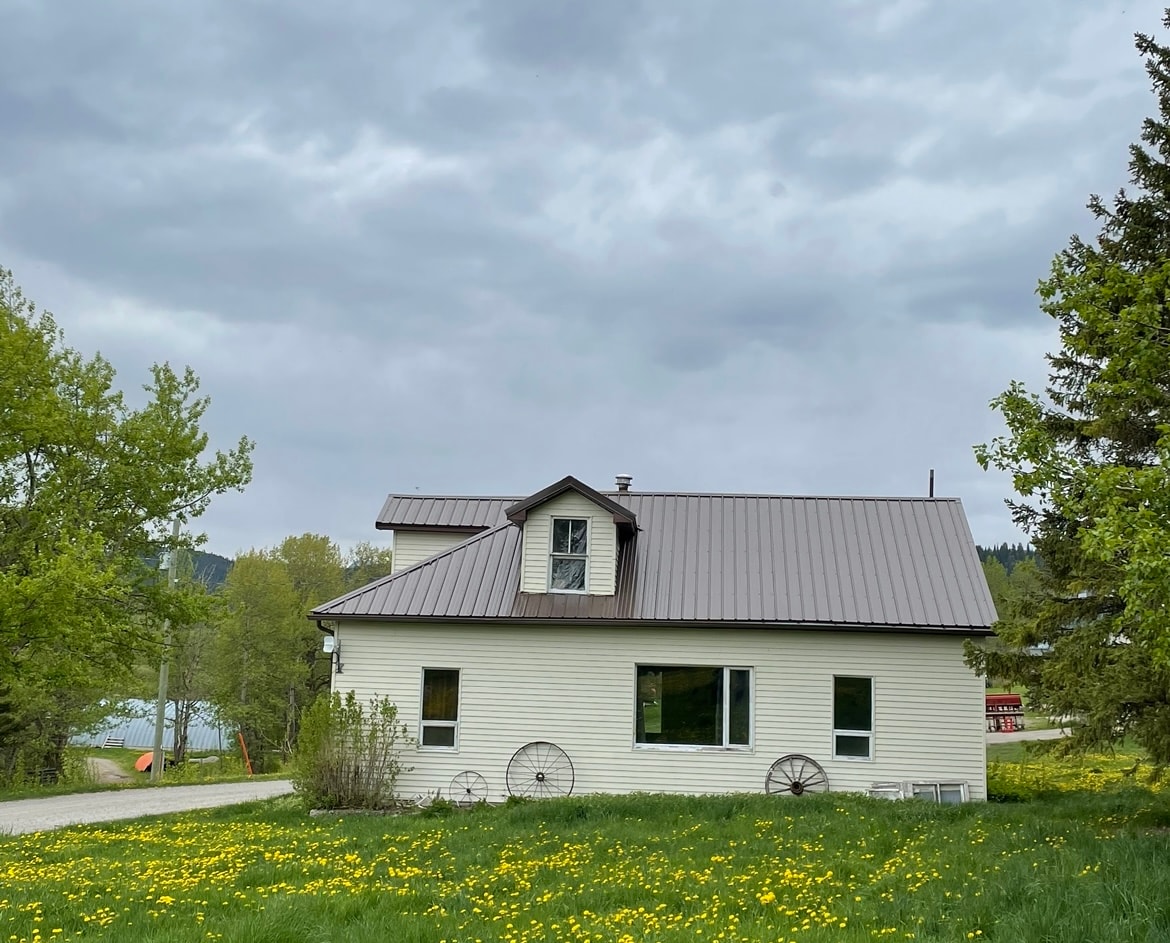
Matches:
[[635, 665, 751, 748], [421, 668, 460, 749], [833, 675, 873, 760], [550, 518, 588, 592]]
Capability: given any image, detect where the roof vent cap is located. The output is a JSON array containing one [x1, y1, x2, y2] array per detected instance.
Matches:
[[615, 474, 633, 492]]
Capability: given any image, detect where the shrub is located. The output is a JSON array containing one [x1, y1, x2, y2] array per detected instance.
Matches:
[[421, 796, 456, 818], [290, 692, 412, 810]]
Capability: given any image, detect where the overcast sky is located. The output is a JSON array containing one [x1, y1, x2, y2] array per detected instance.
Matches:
[[1, 0, 1162, 556]]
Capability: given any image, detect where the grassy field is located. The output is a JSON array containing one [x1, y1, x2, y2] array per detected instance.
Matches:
[[987, 742, 1163, 800], [3, 781, 1169, 943]]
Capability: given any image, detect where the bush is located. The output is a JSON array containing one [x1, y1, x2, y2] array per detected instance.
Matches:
[[290, 692, 412, 810]]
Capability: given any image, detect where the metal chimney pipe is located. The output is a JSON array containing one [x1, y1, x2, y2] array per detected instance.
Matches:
[[615, 474, 633, 492], [929, 469, 935, 498]]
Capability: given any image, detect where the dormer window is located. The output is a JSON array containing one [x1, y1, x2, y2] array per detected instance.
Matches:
[[550, 518, 588, 592]]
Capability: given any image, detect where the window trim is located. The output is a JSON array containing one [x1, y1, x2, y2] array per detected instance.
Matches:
[[548, 517, 589, 594], [632, 664, 754, 752], [419, 667, 460, 751], [832, 674, 874, 761]]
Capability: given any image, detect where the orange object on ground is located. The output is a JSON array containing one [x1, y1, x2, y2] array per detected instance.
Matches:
[[237, 732, 254, 776], [134, 752, 155, 772]]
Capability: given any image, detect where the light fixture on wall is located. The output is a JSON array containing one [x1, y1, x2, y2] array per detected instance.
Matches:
[[322, 633, 343, 673]]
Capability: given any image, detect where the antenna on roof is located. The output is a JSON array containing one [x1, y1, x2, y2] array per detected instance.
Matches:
[[928, 469, 935, 498]]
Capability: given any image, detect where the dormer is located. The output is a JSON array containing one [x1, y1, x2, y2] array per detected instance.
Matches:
[[505, 476, 637, 596]]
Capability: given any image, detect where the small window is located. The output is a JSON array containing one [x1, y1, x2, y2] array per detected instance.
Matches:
[[911, 782, 968, 804], [833, 676, 873, 760], [635, 665, 752, 748], [550, 518, 588, 592], [421, 668, 459, 749]]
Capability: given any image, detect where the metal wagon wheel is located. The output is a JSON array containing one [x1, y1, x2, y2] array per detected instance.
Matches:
[[448, 770, 489, 808], [506, 741, 575, 798], [765, 754, 829, 796]]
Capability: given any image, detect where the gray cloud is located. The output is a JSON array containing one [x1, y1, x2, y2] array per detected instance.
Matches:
[[1, 0, 1164, 554]]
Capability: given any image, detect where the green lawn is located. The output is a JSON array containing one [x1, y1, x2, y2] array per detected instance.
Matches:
[[3, 785, 1169, 943]]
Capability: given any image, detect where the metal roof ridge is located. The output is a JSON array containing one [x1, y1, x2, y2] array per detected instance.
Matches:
[[380, 494, 522, 501], [310, 522, 515, 617], [605, 491, 963, 502], [378, 490, 959, 502]]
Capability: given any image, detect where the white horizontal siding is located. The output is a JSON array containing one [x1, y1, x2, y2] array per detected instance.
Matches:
[[333, 623, 986, 802], [392, 532, 474, 573], [519, 492, 618, 594]]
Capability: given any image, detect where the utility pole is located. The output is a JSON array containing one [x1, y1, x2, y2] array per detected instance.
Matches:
[[151, 518, 180, 783]]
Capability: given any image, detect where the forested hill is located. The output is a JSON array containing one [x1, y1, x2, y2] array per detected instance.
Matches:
[[977, 543, 1036, 573], [191, 551, 233, 588], [147, 550, 233, 589]]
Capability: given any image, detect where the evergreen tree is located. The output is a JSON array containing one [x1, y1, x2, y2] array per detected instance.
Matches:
[[973, 10, 1170, 763]]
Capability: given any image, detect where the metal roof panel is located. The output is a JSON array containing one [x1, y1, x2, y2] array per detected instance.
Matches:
[[315, 491, 996, 631]]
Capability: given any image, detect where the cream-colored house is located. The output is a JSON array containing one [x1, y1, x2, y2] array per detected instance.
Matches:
[[312, 475, 995, 804]]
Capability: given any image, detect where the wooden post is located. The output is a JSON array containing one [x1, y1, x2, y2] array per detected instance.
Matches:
[[151, 518, 180, 782]]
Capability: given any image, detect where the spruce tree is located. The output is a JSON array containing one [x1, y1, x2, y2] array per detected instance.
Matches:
[[974, 10, 1170, 763]]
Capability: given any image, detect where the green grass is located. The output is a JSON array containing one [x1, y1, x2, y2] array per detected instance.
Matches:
[[0, 749, 277, 802], [987, 741, 1161, 801], [3, 787, 1170, 942]]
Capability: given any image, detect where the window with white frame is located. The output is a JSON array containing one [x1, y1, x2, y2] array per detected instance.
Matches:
[[635, 665, 751, 748], [833, 675, 874, 759], [420, 668, 460, 748], [911, 782, 968, 804], [549, 518, 588, 592]]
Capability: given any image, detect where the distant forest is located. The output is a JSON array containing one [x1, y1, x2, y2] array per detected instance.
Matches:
[[193, 547, 1031, 589], [191, 551, 233, 588], [976, 543, 1036, 573], [184, 551, 387, 591], [144, 549, 233, 589]]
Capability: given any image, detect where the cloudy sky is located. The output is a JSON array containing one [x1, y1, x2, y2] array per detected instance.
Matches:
[[1, 0, 1161, 556]]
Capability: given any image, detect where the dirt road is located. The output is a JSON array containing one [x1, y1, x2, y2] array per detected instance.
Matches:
[[987, 727, 1069, 744], [0, 780, 294, 836], [86, 757, 132, 784]]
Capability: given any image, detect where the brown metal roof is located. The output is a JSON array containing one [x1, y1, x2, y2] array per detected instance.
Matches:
[[375, 495, 517, 531], [316, 491, 995, 633]]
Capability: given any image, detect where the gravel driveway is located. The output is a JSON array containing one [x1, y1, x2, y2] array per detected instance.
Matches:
[[0, 780, 294, 836], [987, 727, 1069, 744]]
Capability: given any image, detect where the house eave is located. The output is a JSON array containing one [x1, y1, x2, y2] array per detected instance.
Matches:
[[307, 612, 994, 637]]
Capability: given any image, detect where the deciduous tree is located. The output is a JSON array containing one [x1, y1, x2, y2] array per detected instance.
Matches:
[[0, 268, 252, 780]]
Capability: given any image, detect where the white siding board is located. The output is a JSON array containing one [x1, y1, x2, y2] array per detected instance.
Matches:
[[334, 623, 986, 802], [519, 492, 618, 595], [393, 532, 474, 573]]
